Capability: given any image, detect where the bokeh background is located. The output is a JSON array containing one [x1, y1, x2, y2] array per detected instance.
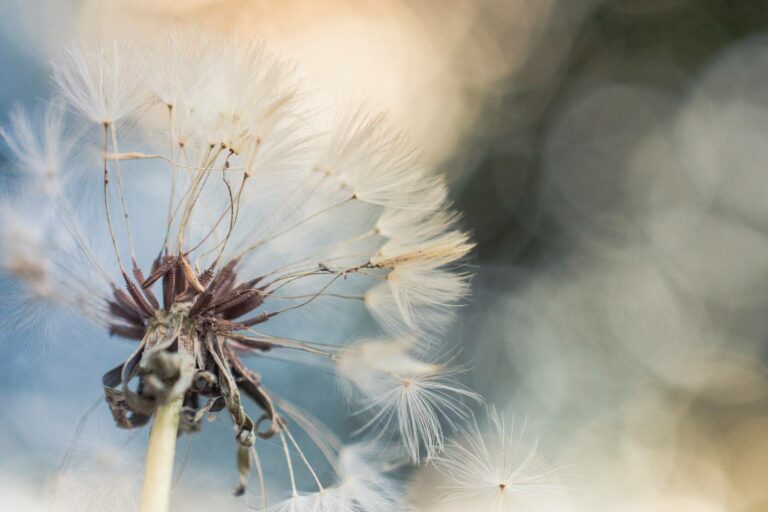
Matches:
[[2, 0, 768, 510]]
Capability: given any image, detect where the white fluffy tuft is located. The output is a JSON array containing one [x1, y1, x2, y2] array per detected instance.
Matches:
[[433, 407, 562, 511], [338, 337, 480, 463], [52, 41, 145, 125]]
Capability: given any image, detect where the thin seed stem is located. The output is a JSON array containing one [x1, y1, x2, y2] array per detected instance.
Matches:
[[106, 151, 248, 171], [109, 124, 138, 263], [237, 196, 354, 260], [272, 397, 343, 476], [138, 394, 183, 512], [282, 424, 324, 491], [53, 194, 114, 285], [102, 123, 127, 274], [176, 147, 221, 253], [278, 428, 299, 497], [260, 228, 377, 279], [162, 104, 178, 252], [251, 445, 268, 510], [228, 332, 338, 357]]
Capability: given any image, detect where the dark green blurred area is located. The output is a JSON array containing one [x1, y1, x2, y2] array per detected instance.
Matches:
[[455, 0, 768, 264]]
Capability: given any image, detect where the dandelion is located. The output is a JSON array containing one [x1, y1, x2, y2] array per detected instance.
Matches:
[[336, 443, 410, 512], [0, 101, 73, 195], [52, 41, 145, 127], [266, 490, 356, 512], [337, 337, 481, 463], [433, 407, 562, 511], [0, 30, 479, 511]]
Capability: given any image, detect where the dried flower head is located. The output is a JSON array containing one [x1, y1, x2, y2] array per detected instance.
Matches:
[[0, 30, 478, 508]]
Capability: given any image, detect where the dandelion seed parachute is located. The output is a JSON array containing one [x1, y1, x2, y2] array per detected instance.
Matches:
[[0, 29, 477, 508], [0, 102, 73, 195], [336, 443, 410, 512], [266, 490, 359, 512], [433, 407, 562, 511], [338, 337, 481, 463], [52, 41, 145, 126]]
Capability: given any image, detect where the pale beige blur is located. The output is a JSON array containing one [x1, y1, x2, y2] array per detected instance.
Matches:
[[60, 0, 548, 167], [6, 0, 559, 170]]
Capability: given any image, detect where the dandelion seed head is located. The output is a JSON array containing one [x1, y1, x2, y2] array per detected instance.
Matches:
[[433, 407, 563, 512], [2, 28, 484, 509]]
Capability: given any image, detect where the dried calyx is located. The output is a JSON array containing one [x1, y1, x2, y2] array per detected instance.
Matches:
[[102, 254, 279, 494]]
